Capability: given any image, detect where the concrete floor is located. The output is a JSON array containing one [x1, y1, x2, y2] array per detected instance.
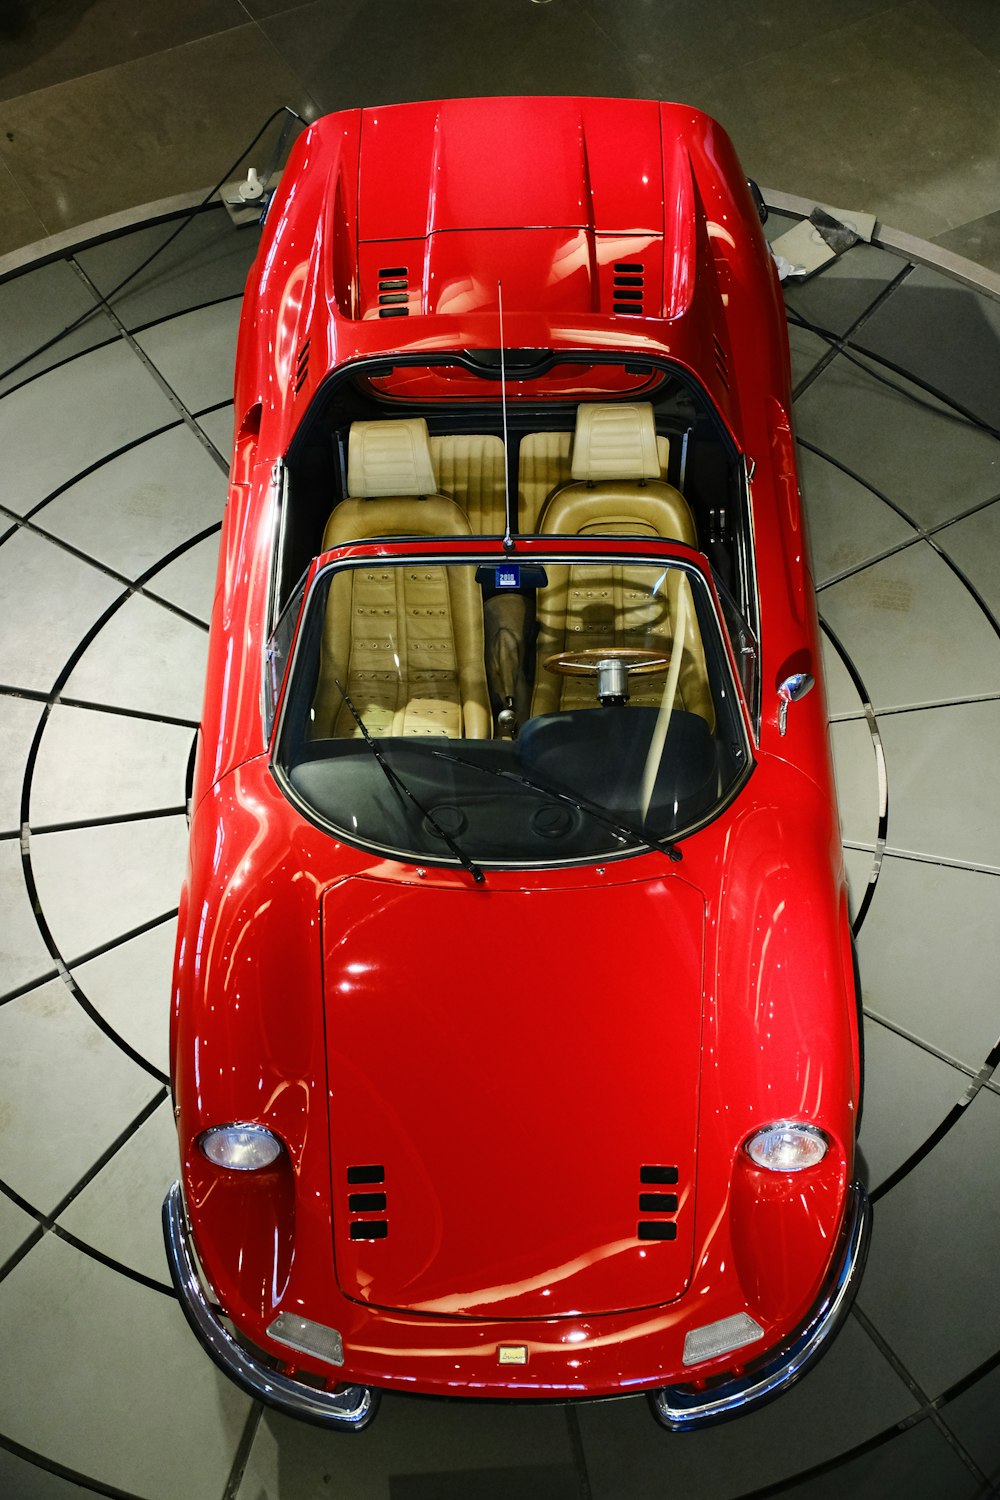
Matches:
[[2, 0, 1000, 270]]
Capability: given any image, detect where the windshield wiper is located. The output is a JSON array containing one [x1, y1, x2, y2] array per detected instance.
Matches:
[[431, 749, 682, 863], [333, 681, 485, 884]]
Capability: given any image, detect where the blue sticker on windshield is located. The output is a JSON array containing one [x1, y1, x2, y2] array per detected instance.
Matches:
[[496, 566, 520, 589]]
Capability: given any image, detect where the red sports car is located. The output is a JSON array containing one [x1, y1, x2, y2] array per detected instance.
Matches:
[[163, 96, 868, 1432]]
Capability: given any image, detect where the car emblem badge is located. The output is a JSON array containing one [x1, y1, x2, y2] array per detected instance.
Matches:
[[497, 1344, 528, 1365]]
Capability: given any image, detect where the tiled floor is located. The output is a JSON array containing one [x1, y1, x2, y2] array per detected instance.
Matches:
[[1, 190, 999, 1499], [1, 2, 1000, 1492]]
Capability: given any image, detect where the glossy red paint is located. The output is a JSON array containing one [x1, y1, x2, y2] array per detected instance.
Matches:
[[323, 870, 706, 1319], [168, 97, 865, 1424]]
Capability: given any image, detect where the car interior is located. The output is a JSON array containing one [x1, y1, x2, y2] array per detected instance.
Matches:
[[269, 363, 756, 862], [270, 354, 756, 747]]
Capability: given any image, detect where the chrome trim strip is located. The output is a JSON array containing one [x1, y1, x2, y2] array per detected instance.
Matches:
[[162, 1182, 378, 1431], [739, 453, 762, 736], [649, 1180, 870, 1431], [261, 463, 288, 741], [761, 188, 1000, 303], [0, 188, 214, 283]]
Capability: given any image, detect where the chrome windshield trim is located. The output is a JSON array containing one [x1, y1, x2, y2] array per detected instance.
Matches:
[[162, 1182, 378, 1431], [649, 1180, 870, 1431], [739, 452, 762, 734], [260, 462, 288, 740]]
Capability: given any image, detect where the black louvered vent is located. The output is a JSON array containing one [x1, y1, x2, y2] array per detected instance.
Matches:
[[612, 262, 645, 315], [377, 266, 410, 318], [640, 1165, 678, 1185], [350, 1220, 388, 1240], [637, 1165, 679, 1240], [346, 1165, 389, 1239], [639, 1193, 678, 1213], [349, 1192, 386, 1213], [294, 338, 310, 394], [713, 335, 730, 388]]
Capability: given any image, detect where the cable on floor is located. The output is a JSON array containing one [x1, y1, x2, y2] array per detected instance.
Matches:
[[0, 104, 306, 387]]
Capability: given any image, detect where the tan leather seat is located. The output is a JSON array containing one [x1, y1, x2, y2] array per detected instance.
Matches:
[[532, 403, 713, 723], [429, 433, 507, 534], [518, 431, 574, 534], [312, 419, 491, 739], [518, 424, 670, 533], [538, 403, 695, 544]]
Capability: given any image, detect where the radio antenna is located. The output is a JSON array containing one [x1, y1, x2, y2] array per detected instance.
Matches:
[[498, 281, 514, 551]]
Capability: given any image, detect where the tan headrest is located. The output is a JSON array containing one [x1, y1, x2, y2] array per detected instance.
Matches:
[[347, 418, 438, 498], [570, 402, 661, 482]]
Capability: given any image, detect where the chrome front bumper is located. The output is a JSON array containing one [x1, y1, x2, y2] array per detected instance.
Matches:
[[165, 1178, 868, 1432], [162, 1182, 378, 1430], [649, 1180, 871, 1430]]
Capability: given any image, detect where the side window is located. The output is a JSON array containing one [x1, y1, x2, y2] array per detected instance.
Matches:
[[263, 571, 308, 737], [716, 580, 760, 734]]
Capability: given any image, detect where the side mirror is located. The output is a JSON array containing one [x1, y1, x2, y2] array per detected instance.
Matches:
[[747, 179, 768, 225], [777, 672, 814, 736]]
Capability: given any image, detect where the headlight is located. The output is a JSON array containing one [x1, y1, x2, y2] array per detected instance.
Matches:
[[745, 1123, 828, 1172], [198, 1123, 282, 1170]]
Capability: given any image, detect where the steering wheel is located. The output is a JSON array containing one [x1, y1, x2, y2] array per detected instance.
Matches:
[[543, 646, 671, 677]]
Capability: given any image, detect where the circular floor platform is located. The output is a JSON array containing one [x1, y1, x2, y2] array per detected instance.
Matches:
[[0, 201, 999, 1500]]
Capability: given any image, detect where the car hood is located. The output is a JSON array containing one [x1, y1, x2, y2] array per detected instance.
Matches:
[[354, 96, 694, 320], [321, 870, 705, 1320]]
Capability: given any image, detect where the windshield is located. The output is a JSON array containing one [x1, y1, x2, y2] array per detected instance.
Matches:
[[274, 551, 750, 869]]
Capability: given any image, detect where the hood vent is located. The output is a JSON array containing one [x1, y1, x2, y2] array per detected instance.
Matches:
[[294, 338, 310, 394], [713, 335, 730, 388], [638, 1164, 679, 1241], [613, 262, 644, 315], [378, 266, 410, 318], [346, 1164, 388, 1239]]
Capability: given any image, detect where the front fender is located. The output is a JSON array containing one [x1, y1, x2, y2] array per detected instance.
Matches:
[[171, 764, 332, 1325], [709, 771, 857, 1148]]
